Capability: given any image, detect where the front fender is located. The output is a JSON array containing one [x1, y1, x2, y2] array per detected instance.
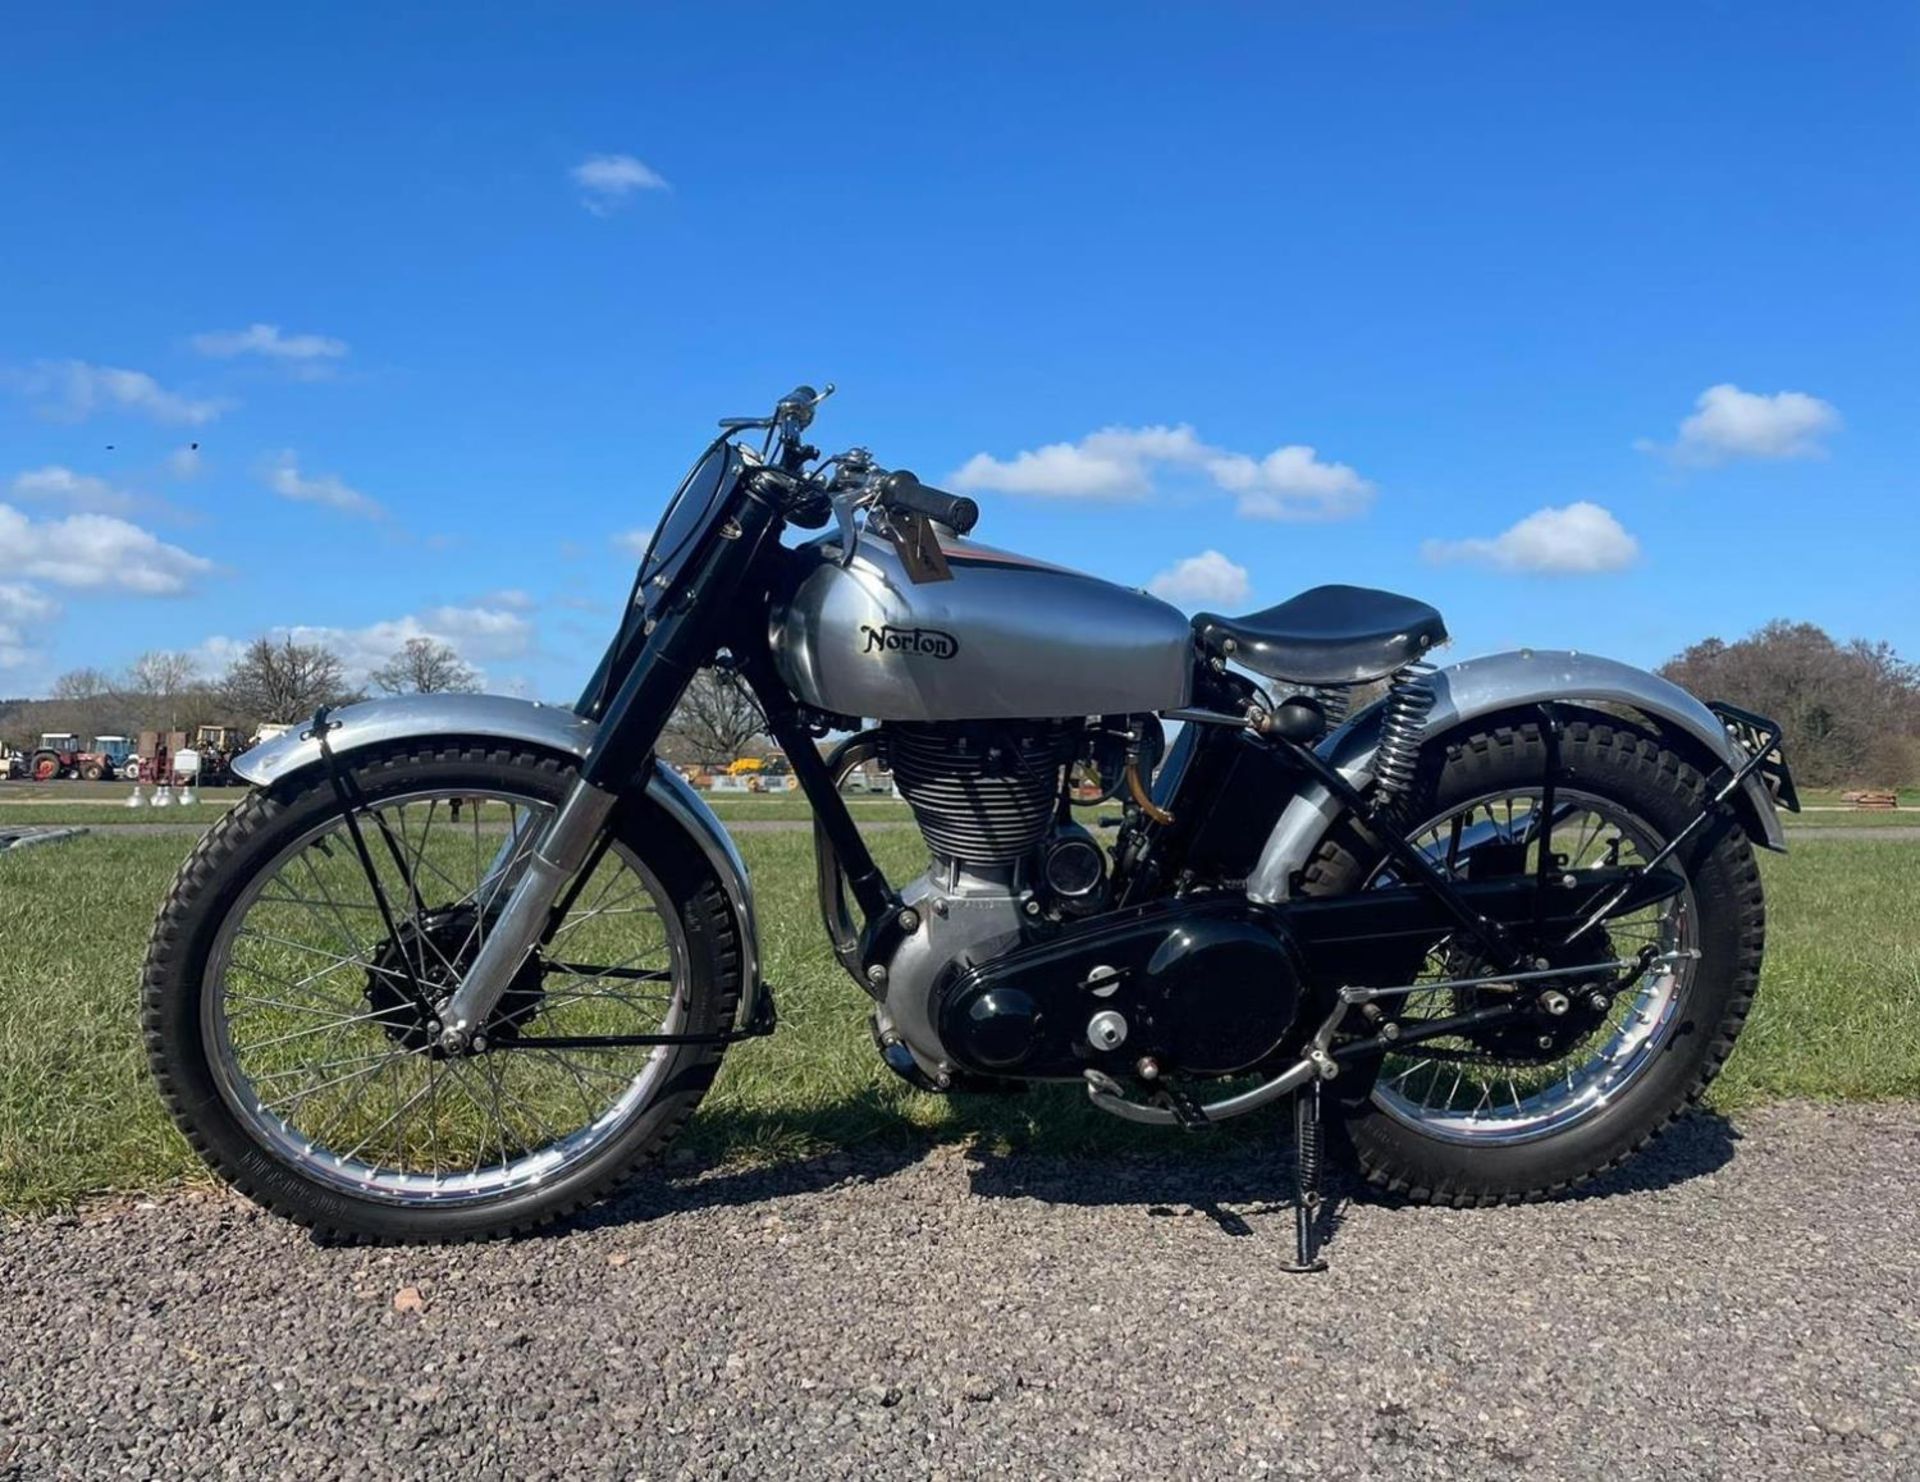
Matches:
[[1246, 649, 1787, 904], [232, 694, 761, 998]]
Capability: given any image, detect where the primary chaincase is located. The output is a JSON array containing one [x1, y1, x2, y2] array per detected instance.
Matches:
[[936, 898, 1306, 1081]]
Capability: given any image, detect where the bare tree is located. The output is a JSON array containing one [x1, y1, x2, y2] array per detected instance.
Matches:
[[126, 649, 201, 730], [220, 637, 358, 727], [45, 667, 122, 739], [664, 668, 765, 767], [369, 636, 480, 696], [51, 667, 116, 702]]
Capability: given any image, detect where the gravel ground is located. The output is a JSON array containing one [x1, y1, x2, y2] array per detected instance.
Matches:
[[2, 1101, 1915, 1480]]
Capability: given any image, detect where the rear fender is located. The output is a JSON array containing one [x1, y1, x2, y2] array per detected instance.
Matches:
[[231, 694, 761, 998], [1246, 649, 1787, 904]]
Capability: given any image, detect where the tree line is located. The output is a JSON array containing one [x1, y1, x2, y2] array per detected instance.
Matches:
[[1658, 621, 1920, 789], [6, 619, 1916, 786], [0, 636, 478, 745]]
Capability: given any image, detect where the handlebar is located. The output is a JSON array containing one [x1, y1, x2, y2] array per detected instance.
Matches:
[[876, 470, 980, 536]]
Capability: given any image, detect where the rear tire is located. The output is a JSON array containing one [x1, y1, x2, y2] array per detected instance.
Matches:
[[1304, 714, 1765, 1206], [142, 740, 744, 1242]]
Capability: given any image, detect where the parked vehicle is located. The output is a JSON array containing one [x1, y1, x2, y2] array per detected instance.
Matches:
[[29, 732, 126, 782], [143, 387, 1797, 1262], [190, 725, 246, 786], [90, 735, 137, 780]]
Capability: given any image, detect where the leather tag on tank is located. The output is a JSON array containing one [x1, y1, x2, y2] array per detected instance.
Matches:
[[885, 510, 954, 584]]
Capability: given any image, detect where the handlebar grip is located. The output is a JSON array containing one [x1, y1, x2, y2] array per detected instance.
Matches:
[[879, 470, 980, 535]]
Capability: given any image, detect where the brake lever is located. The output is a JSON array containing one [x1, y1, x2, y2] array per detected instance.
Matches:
[[830, 489, 867, 566], [824, 446, 879, 566]]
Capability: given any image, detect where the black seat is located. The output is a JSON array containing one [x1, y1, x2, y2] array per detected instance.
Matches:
[[1193, 584, 1448, 686]]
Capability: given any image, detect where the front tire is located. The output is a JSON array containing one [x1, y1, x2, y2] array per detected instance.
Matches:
[[1305, 714, 1765, 1206], [142, 741, 743, 1242]]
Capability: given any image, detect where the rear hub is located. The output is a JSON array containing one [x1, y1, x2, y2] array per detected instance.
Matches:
[[1445, 927, 1618, 1066]]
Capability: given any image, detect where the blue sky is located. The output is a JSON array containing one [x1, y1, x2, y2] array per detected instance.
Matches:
[[2, 3, 1915, 701]]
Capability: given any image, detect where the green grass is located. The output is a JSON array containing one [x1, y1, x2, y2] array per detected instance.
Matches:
[[0, 803, 238, 826], [1, 830, 1914, 1213], [0, 794, 918, 829], [1780, 808, 1920, 829]]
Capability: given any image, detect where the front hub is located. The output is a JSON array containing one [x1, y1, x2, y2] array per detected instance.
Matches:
[[364, 905, 545, 1056]]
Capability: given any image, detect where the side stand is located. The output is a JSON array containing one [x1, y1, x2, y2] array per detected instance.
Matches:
[[1281, 1082, 1329, 1274]]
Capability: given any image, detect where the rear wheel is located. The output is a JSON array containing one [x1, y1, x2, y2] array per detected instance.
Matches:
[[143, 741, 743, 1242], [1304, 715, 1765, 1206]]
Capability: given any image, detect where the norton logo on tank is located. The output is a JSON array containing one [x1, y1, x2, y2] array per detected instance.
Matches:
[[859, 623, 960, 660]]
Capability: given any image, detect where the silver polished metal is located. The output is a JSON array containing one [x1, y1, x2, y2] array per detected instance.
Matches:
[[1082, 974, 1354, 1126], [881, 859, 1029, 1074], [1367, 786, 1699, 1146], [1246, 648, 1788, 904], [1086, 1010, 1128, 1050], [203, 787, 691, 1208], [229, 693, 761, 1007], [439, 780, 616, 1039], [1083, 1048, 1321, 1126], [233, 694, 595, 788], [1335, 950, 1694, 1005], [769, 531, 1193, 721]]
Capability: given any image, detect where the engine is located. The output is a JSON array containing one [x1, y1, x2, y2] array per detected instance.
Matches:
[[887, 721, 1071, 868], [871, 719, 1302, 1086]]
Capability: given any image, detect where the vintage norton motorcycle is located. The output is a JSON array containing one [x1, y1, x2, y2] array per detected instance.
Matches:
[[144, 386, 1796, 1264]]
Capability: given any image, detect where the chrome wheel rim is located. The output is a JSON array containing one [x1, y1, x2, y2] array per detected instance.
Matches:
[[204, 787, 688, 1206], [1367, 787, 1698, 1147]]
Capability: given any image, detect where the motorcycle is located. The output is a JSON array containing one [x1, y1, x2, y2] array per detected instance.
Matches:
[[143, 386, 1797, 1265]]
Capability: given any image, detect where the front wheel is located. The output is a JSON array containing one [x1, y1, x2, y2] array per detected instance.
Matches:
[[1304, 714, 1766, 1206], [142, 741, 743, 1242]]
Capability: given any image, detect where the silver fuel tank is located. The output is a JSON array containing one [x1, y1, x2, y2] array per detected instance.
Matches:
[[770, 532, 1194, 722]]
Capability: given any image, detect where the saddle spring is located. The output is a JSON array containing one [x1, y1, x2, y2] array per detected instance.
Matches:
[[1373, 662, 1436, 806]]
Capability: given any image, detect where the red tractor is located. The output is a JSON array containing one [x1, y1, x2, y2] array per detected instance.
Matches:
[[28, 733, 84, 780], [27, 733, 126, 781]]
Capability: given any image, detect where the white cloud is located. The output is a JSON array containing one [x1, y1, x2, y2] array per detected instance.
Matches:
[[951, 425, 1207, 499], [202, 603, 535, 688], [263, 451, 385, 519], [0, 583, 58, 623], [1208, 445, 1375, 520], [10, 465, 138, 515], [1641, 383, 1841, 464], [11, 360, 227, 425], [483, 588, 536, 611], [0, 502, 216, 594], [1422, 502, 1640, 574], [191, 323, 348, 362], [1146, 550, 1251, 608], [0, 581, 58, 668], [950, 423, 1375, 518], [571, 153, 670, 213], [612, 526, 653, 556]]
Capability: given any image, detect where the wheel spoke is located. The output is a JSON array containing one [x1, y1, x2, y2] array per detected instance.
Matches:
[[210, 782, 690, 1206], [1364, 782, 1698, 1144]]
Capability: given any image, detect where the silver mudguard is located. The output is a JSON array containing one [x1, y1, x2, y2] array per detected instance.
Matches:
[[1246, 649, 1787, 904], [231, 693, 761, 997]]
